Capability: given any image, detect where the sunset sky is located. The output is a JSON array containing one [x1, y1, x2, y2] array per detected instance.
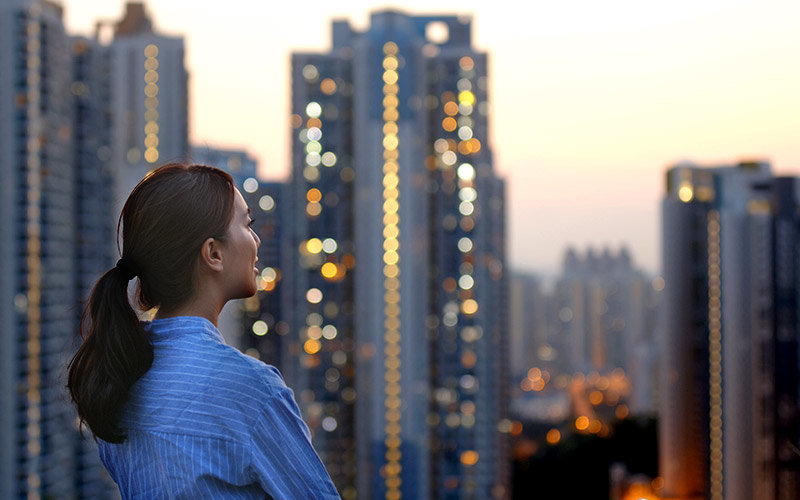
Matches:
[[63, 0, 800, 274]]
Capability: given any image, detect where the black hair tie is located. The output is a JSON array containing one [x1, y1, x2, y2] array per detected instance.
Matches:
[[115, 259, 138, 281]]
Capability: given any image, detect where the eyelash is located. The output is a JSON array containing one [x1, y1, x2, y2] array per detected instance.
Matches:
[[248, 218, 255, 227]]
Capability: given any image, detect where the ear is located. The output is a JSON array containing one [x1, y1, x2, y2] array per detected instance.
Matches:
[[199, 237, 224, 273]]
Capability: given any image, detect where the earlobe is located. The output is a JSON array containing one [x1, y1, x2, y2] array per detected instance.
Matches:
[[200, 237, 224, 272]]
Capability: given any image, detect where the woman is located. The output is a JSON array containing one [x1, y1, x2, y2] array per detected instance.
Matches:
[[68, 164, 340, 499]]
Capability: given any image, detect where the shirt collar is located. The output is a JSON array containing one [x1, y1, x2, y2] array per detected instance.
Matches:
[[143, 316, 226, 344]]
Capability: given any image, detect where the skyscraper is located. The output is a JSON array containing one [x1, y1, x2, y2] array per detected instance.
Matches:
[[288, 11, 508, 500], [660, 160, 800, 500], [0, 1, 103, 498], [106, 2, 188, 211]]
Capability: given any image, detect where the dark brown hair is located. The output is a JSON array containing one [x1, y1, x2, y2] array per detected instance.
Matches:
[[67, 164, 235, 443]]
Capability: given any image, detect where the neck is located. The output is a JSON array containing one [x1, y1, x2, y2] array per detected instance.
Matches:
[[154, 296, 224, 327]]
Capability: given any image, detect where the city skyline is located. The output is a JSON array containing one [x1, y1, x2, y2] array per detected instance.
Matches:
[[60, 0, 800, 273]]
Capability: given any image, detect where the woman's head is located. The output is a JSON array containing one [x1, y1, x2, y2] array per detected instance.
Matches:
[[121, 163, 239, 311], [68, 163, 257, 443]]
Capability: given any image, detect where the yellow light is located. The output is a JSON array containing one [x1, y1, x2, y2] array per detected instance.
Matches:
[[383, 135, 399, 150], [304, 339, 321, 354], [383, 42, 398, 55], [383, 187, 399, 200], [384, 264, 399, 278], [461, 299, 478, 315], [383, 122, 398, 135], [383, 95, 399, 108], [144, 148, 159, 163], [383, 199, 399, 213], [383, 70, 398, 85], [383, 108, 399, 121], [306, 238, 323, 254], [321, 262, 338, 279], [144, 83, 158, 97], [458, 90, 475, 105], [678, 184, 694, 202], [383, 57, 398, 70], [383, 239, 399, 252], [384, 251, 399, 265]]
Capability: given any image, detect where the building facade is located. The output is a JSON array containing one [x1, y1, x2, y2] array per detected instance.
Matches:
[[660, 160, 800, 500], [288, 11, 508, 500], [0, 1, 116, 498], [106, 2, 188, 211]]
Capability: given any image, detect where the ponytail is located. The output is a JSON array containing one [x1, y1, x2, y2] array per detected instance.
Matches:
[[67, 163, 235, 443], [67, 262, 153, 443]]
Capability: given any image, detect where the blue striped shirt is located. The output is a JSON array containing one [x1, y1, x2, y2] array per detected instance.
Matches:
[[98, 316, 340, 500]]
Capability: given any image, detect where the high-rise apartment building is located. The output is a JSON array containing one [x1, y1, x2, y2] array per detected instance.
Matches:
[[70, 33, 119, 499], [0, 1, 116, 498], [106, 2, 188, 211], [288, 11, 508, 500], [551, 247, 658, 384], [660, 160, 800, 500]]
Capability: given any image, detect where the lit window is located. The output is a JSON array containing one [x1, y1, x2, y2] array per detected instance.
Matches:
[[252, 321, 268, 336], [243, 177, 258, 193], [306, 102, 322, 118]]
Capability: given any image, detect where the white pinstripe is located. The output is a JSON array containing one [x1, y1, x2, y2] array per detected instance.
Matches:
[[98, 316, 340, 500]]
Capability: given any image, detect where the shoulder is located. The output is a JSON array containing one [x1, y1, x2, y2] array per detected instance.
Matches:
[[212, 344, 288, 398]]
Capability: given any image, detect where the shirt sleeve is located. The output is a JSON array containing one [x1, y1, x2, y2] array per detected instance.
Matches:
[[248, 387, 341, 499]]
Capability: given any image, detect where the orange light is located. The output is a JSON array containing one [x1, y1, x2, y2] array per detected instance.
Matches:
[[575, 415, 590, 431], [589, 390, 604, 405], [460, 450, 479, 466], [320, 78, 336, 95], [442, 117, 457, 132], [304, 339, 321, 354], [443, 101, 459, 116], [546, 429, 561, 445], [306, 188, 322, 203]]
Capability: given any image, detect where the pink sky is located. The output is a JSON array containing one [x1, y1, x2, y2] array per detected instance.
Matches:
[[63, 0, 800, 273]]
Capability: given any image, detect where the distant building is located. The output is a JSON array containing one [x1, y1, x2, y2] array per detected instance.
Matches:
[[0, 1, 114, 498], [288, 10, 508, 500], [508, 272, 547, 381], [190, 144, 258, 192], [660, 160, 800, 500], [106, 1, 188, 214], [70, 33, 119, 499]]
